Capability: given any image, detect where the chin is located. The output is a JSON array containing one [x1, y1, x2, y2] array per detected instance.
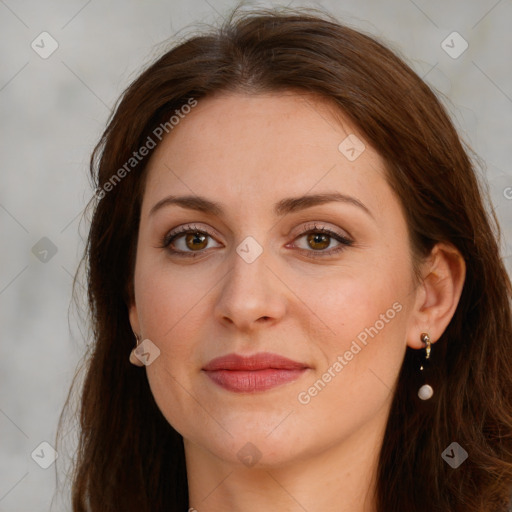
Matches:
[[182, 413, 325, 470], [206, 434, 306, 469]]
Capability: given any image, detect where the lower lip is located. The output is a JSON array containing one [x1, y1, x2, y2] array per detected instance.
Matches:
[[204, 368, 307, 392]]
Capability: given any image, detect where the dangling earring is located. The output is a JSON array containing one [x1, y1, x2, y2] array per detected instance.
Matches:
[[417, 332, 434, 400], [129, 331, 144, 367]]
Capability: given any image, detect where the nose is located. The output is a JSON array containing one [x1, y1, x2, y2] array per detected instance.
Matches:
[[213, 241, 287, 332]]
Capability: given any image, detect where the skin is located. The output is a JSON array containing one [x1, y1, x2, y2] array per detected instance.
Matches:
[[129, 91, 466, 511]]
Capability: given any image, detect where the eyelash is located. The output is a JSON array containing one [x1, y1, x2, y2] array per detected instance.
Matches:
[[159, 222, 354, 259]]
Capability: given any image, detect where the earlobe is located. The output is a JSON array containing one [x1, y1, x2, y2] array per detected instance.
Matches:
[[407, 242, 466, 349]]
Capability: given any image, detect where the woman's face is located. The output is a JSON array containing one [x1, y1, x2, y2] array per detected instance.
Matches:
[[129, 91, 422, 468]]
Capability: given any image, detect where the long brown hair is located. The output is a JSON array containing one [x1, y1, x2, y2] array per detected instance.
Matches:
[[57, 6, 512, 511]]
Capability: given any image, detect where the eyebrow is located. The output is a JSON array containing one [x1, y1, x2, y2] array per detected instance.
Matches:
[[149, 192, 373, 219]]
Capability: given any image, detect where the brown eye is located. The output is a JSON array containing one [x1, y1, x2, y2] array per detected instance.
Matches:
[[161, 224, 222, 257], [183, 232, 208, 251], [291, 224, 354, 259], [306, 233, 331, 251]]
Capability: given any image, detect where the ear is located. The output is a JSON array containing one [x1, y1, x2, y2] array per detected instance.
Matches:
[[128, 297, 141, 338], [406, 242, 466, 349]]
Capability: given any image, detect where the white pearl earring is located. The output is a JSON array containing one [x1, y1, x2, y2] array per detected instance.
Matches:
[[418, 332, 434, 400]]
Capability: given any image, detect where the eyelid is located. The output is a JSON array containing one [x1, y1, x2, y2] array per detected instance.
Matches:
[[161, 223, 220, 248], [289, 221, 353, 242]]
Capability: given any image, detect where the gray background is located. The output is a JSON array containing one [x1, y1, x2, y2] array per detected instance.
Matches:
[[0, 0, 511, 510]]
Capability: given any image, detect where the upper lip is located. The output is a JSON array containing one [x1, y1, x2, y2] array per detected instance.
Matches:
[[202, 352, 309, 371]]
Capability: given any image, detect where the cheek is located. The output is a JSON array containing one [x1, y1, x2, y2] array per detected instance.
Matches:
[[133, 256, 214, 417], [137, 293, 200, 438], [135, 254, 210, 340], [301, 260, 409, 344], [313, 290, 407, 375], [294, 282, 408, 445], [297, 252, 411, 397]]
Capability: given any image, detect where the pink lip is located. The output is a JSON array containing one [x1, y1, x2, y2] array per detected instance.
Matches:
[[202, 352, 309, 393]]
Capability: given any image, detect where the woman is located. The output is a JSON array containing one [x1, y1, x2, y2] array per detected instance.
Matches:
[[58, 6, 512, 511]]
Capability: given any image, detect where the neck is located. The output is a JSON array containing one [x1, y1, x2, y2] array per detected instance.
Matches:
[[184, 406, 387, 512]]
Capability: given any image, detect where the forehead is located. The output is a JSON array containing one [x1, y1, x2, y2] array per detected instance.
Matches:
[[141, 92, 391, 219]]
